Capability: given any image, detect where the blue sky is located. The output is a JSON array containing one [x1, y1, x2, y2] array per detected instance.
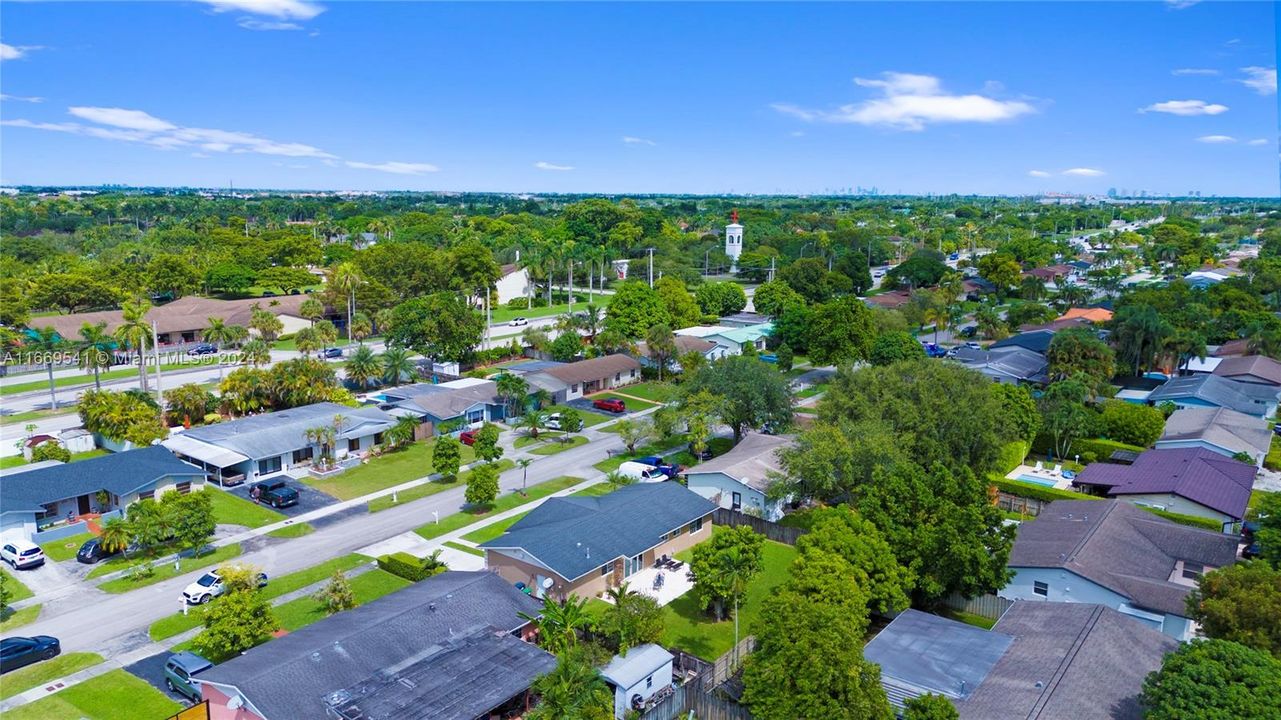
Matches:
[[1, 1, 1276, 196]]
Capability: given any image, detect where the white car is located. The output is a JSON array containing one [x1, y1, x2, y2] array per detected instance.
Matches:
[[545, 413, 562, 430], [182, 568, 268, 604], [0, 539, 45, 570], [509, 317, 529, 327]]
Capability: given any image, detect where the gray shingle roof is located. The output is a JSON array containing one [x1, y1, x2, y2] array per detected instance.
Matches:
[[991, 330, 1055, 354], [685, 432, 790, 492], [1212, 354, 1281, 386], [197, 571, 547, 720], [865, 609, 1012, 704], [543, 354, 640, 385], [0, 446, 205, 513], [177, 402, 395, 460], [953, 346, 1049, 384], [480, 483, 716, 581], [957, 602, 1178, 720], [1008, 500, 1238, 616], [1073, 448, 1255, 520], [1147, 374, 1280, 416], [1158, 406, 1271, 459], [383, 380, 500, 421]]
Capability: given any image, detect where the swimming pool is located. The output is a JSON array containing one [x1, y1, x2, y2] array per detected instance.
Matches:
[[1016, 474, 1058, 488]]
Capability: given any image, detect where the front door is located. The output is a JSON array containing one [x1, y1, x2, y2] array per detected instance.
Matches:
[[731, 492, 742, 511], [77, 495, 92, 515]]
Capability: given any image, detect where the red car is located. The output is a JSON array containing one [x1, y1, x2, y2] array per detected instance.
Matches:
[[593, 397, 627, 413], [459, 430, 477, 446]]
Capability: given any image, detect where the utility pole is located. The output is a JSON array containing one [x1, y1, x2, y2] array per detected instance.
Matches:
[[768, 256, 776, 282], [647, 248, 654, 288], [151, 320, 164, 406]]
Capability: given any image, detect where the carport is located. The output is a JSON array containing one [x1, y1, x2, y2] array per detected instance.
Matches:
[[163, 433, 250, 487]]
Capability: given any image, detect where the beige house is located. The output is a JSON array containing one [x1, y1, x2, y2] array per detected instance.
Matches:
[[480, 483, 716, 600], [38, 294, 318, 347]]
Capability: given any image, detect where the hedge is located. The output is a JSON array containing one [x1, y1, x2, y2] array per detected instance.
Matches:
[[1139, 507, 1223, 532], [1032, 435, 1146, 463], [991, 476, 1103, 504], [996, 441, 1029, 475], [377, 552, 446, 582]]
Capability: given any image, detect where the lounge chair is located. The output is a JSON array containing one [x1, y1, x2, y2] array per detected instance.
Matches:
[[1033, 460, 1044, 473], [1052, 464, 1063, 476]]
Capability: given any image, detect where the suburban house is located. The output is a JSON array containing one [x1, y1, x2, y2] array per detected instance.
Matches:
[[162, 402, 396, 484], [863, 289, 912, 309], [990, 330, 1056, 355], [480, 482, 716, 600], [1146, 374, 1280, 418], [527, 354, 641, 402], [1024, 264, 1074, 286], [600, 644, 675, 719], [1057, 306, 1112, 323], [1183, 270, 1231, 289], [495, 263, 533, 304], [1000, 500, 1239, 639], [38, 294, 320, 348], [674, 323, 772, 359], [685, 432, 791, 521], [1211, 354, 1281, 387], [375, 377, 505, 436], [951, 345, 1049, 386], [0, 446, 206, 542], [196, 571, 555, 720], [633, 334, 718, 372], [720, 311, 771, 328], [864, 603, 1177, 720], [1070, 448, 1254, 529], [1156, 407, 1271, 468], [497, 360, 573, 405]]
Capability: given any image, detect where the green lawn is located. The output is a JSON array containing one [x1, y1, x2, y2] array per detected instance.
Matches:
[[207, 487, 288, 528], [303, 438, 477, 501], [939, 608, 998, 630], [95, 543, 243, 593], [490, 294, 613, 324], [593, 435, 691, 473], [443, 541, 484, 557], [1, 566, 34, 602], [0, 652, 105, 701], [273, 569, 410, 631], [461, 511, 532, 544], [529, 435, 590, 456], [0, 406, 78, 424], [0, 604, 41, 632], [266, 522, 315, 538], [613, 382, 678, 403], [2, 449, 109, 473], [148, 554, 370, 641], [543, 404, 611, 428], [571, 483, 616, 498], [1265, 437, 1281, 471], [1, 669, 181, 720], [366, 459, 514, 512], [39, 532, 96, 562], [659, 534, 798, 660], [796, 383, 828, 399], [414, 475, 587, 540]]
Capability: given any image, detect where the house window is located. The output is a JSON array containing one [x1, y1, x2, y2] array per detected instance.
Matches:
[[374, 433, 384, 445], [601, 563, 612, 577], [1033, 581, 1048, 597], [140, 490, 156, 502], [259, 457, 282, 475], [630, 370, 637, 378], [1181, 562, 1205, 580], [348, 438, 361, 452], [646, 676, 653, 689], [615, 373, 621, 382], [689, 517, 704, 534], [292, 447, 314, 464], [669, 525, 682, 538], [175, 481, 192, 495], [572, 384, 579, 393]]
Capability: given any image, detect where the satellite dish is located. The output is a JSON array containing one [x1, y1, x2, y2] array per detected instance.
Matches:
[[227, 696, 244, 710], [541, 577, 554, 589]]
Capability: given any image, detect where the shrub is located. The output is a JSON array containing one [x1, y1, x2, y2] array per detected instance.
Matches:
[[1140, 507, 1223, 532], [377, 551, 447, 582], [1032, 435, 1144, 462], [31, 441, 71, 463], [991, 476, 1102, 504], [995, 441, 1029, 475]]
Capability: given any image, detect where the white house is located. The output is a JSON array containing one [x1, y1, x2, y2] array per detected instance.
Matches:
[[495, 263, 533, 305], [674, 322, 773, 360], [599, 644, 674, 719], [685, 432, 791, 521]]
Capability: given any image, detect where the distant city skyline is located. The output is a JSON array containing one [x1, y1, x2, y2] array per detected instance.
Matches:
[[1, 1, 1276, 196]]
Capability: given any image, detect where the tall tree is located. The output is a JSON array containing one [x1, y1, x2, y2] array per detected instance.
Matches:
[[113, 297, 154, 394], [683, 355, 793, 441], [330, 261, 363, 343], [379, 347, 416, 386], [527, 647, 613, 720], [77, 321, 114, 390], [1141, 639, 1281, 720], [794, 505, 912, 615], [644, 323, 677, 381], [1186, 561, 1281, 657], [689, 526, 765, 622]]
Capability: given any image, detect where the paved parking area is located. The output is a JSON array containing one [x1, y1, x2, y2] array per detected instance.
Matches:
[[124, 651, 193, 704], [225, 480, 338, 518], [564, 397, 634, 419]]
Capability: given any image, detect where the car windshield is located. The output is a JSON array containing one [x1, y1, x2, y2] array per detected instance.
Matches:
[[196, 574, 218, 587]]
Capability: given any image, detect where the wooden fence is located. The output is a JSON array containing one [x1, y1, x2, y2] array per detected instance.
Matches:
[[996, 492, 1050, 518], [943, 591, 1015, 622], [641, 637, 757, 720], [712, 508, 805, 546]]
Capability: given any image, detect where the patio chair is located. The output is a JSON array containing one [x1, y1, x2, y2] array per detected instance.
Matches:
[[1033, 460, 1044, 473], [1052, 464, 1062, 476]]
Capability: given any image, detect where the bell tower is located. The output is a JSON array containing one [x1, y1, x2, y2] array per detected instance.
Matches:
[[725, 209, 743, 271]]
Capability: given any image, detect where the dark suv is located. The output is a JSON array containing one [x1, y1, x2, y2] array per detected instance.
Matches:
[[250, 480, 299, 509], [76, 537, 125, 564]]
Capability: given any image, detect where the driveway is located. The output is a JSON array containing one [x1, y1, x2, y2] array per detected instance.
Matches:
[[564, 397, 638, 419], [224, 481, 338, 518], [8, 555, 82, 598], [124, 651, 192, 704]]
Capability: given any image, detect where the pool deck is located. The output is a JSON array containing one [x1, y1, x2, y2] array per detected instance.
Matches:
[[1006, 463, 1076, 491]]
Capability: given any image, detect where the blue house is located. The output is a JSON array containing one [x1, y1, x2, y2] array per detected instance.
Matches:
[[1147, 374, 1280, 418], [377, 378, 507, 436], [685, 432, 792, 520]]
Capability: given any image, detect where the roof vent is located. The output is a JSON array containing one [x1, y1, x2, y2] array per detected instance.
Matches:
[[1035, 681, 1044, 689], [311, 652, 322, 662], [398, 677, 416, 690], [429, 603, 437, 612]]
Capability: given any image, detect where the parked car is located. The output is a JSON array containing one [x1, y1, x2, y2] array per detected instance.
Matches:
[[545, 413, 562, 430], [77, 537, 124, 564], [459, 429, 477, 446], [163, 652, 214, 702], [636, 456, 680, 478], [321, 347, 343, 359], [593, 397, 627, 413], [1242, 520, 1262, 559], [249, 480, 299, 509], [187, 343, 218, 356], [0, 636, 61, 674], [615, 461, 668, 483], [183, 567, 268, 605], [964, 341, 982, 350], [688, 443, 713, 461], [959, 326, 978, 338], [920, 342, 948, 358], [510, 317, 529, 327], [1, 539, 45, 570]]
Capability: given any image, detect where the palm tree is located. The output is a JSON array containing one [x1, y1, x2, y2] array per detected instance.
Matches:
[[367, 218, 392, 242], [1113, 305, 1173, 375], [299, 297, 324, 326], [380, 347, 416, 387], [345, 344, 381, 390], [349, 312, 372, 344], [373, 307, 394, 337], [330, 262, 363, 344], [113, 297, 154, 393], [522, 409, 547, 439], [645, 323, 677, 381], [294, 326, 322, 357], [239, 338, 271, 367], [77, 322, 114, 390], [578, 303, 603, 340], [975, 305, 1008, 341], [923, 304, 949, 344], [27, 327, 69, 409], [518, 594, 591, 654], [98, 516, 134, 556], [516, 457, 533, 495], [526, 648, 612, 720], [202, 317, 241, 380], [385, 416, 418, 448], [495, 373, 529, 417]]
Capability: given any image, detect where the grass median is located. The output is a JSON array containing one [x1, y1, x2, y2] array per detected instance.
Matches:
[[2, 669, 181, 720], [303, 438, 477, 501], [366, 459, 514, 513], [95, 543, 242, 593]]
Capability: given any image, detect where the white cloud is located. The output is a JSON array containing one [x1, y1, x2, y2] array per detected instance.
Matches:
[[68, 106, 176, 132], [1238, 67, 1277, 96], [190, 152, 210, 158], [789, 130, 805, 137], [621, 136, 656, 146], [1172, 68, 1219, 76], [345, 160, 439, 175], [1063, 168, 1105, 177], [1, 43, 42, 61], [1165, 0, 1201, 9], [1140, 99, 1229, 116], [772, 71, 1035, 131], [199, 0, 324, 20], [0, 94, 44, 103], [1196, 135, 1236, 144], [535, 161, 574, 171], [1248, 138, 1269, 146], [1028, 170, 1051, 178], [237, 18, 303, 31]]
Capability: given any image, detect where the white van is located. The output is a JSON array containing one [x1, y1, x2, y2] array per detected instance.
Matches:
[[616, 461, 667, 483]]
